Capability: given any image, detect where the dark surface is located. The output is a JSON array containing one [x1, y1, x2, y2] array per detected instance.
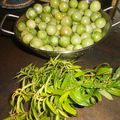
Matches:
[[0, 1, 120, 120]]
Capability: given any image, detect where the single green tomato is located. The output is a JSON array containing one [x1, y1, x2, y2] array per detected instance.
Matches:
[[26, 19, 36, 29], [37, 30, 47, 39], [59, 36, 70, 48], [46, 24, 57, 35], [82, 38, 94, 48], [69, 0, 78, 8], [17, 22, 26, 31], [33, 3, 43, 14], [30, 37, 43, 49], [50, 36, 59, 47], [90, 0, 101, 12], [95, 17, 106, 28], [71, 33, 81, 45], [60, 26, 72, 36], [78, 1, 88, 11], [22, 33, 33, 44], [59, 2, 69, 12]]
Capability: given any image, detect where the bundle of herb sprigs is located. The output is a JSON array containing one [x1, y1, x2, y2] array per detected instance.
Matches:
[[5, 57, 120, 120]]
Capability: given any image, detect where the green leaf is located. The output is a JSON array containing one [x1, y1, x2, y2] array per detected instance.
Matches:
[[69, 88, 91, 106], [98, 89, 113, 100], [107, 87, 120, 96], [112, 67, 120, 80], [94, 90, 102, 102], [96, 67, 112, 75], [62, 102, 77, 116]]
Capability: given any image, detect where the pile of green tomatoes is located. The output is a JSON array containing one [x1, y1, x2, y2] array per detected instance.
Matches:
[[17, 0, 106, 51]]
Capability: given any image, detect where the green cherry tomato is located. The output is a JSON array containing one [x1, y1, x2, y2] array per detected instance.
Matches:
[[50, 36, 59, 47], [90, 0, 101, 12], [26, 19, 36, 29], [46, 24, 57, 35], [78, 1, 88, 11], [69, 0, 78, 8], [41, 13, 51, 23], [29, 28, 37, 36], [59, 36, 70, 48], [30, 37, 43, 49], [22, 33, 33, 44], [92, 31, 103, 42], [67, 8, 77, 16], [81, 32, 91, 40], [66, 44, 74, 51], [54, 11, 63, 21], [38, 22, 47, 30], [60, 26, 72, 36], [51, 0, 60, 8], [91, 12, 102, 22], [71, 33, 81, 45], [43, 5, 51, 13], [95, 17, 106, 28], [61, 16, 72, 26], [86, 24, 93, 33], [17, 22, 26, 31], [81, 16, 91, 25], [84, 9, 92, 17], [37, 30, 47, 39], [26, 8, 37, 19], [59, 2, 69, 12], [44, 45, 53, 51], [72, 10, 82, 22], [74, 44, 83, 50], [76, 24, 85, 35], [82, 38, 94, 48], [35, 17, 41, 24], [33, 3, 43, 14]]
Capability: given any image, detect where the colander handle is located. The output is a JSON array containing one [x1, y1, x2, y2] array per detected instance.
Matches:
[[0, 14, 19, 35], [103, 6, 120, 27]]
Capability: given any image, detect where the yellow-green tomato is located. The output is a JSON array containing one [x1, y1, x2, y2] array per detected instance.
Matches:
[[54, 11, 63, 21], [91, 12, 102, 22], [76, 24, 85, 35], [81, 32, 91, 40], [46, 24, 57, 35], [50, 36, 59, 47], [81, 16, 91, 25], [60, 26, 72, 36], [74, 44, 83, 50], [59, 2, 69, 12], [71, 33, 81, 45], [66, 44, 74, 51], [69, 0, 78, 8], [90, 0, 101, 12], [26, 8, 37, 19], [95, 17, 106, 28], [78, 1, 88, 11], [82, 38, 94, 48], [43, 5, 51, 13], [22, 33, 33, 44], [30, 37, 43, 49], [17, 22, 26, 31], [26, 19, 36, 29], [59, 36, 70, 48], [44, 45, 53, 51], [51, 0, 60, 8], [61, 16, 72, 26], [72, 10, 82, 22], [92, 31, 103, 42], [38, 22, 47, 30], [33, 3, 43, 14], [37, 30, 47, 39]]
